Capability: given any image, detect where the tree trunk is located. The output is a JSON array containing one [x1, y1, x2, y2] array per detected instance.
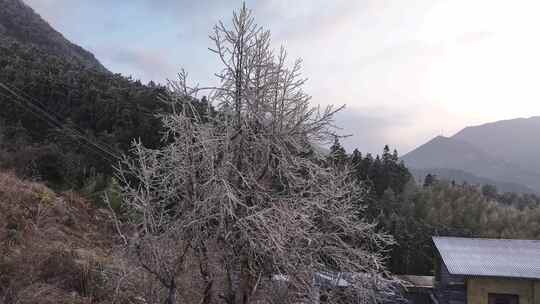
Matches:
[[199, 280, 213, 304], [235, 261, 252, 304], [166, 278, 177, 304]]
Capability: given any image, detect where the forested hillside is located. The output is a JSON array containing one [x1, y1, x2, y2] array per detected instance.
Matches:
[[0, 0, 209, 196], [0, 38, 166, 187], [329, 140, 540, 275], [0, 0, 105, 71]]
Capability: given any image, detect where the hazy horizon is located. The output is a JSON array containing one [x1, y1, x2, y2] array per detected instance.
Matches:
[[24, 0, 540, 154]]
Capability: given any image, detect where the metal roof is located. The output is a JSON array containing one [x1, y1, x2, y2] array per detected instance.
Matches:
[[433, 236, 540, 279]]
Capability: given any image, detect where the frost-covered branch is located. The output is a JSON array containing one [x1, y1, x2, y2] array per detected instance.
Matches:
[[112, 4, 402, 304]]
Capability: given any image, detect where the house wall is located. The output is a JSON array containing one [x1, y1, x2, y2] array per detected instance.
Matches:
[[434, 259, 467, 304], [466, 277, 540, 304], [535, 283, 540, 304], [403, 289, 432, 304]]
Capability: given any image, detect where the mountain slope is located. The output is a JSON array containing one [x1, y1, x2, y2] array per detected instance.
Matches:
[[402, 135, 540, 193], [0, 0, 106, 71], [402, 136, 495, 170], [409, 168, 535, 194], [453, 116, 540, 173], [0, 0, 180, 190]]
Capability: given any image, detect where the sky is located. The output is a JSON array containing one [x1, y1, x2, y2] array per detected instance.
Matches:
[[24, 0, 540, 155]]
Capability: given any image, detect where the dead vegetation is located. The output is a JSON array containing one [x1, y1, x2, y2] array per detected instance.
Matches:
[[0, 172, 114, 304]]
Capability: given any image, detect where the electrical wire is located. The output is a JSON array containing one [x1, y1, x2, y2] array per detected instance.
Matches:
[[0, 82, 121, 162]]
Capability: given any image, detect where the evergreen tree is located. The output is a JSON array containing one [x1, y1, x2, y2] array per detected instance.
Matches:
[[481, 184, 498, 199], [0, 36, 209, 193], [328, 136, 348, 168], [423, 173, 437, 187]]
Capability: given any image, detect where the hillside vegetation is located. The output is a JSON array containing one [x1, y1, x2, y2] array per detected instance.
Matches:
[[0, 35, 167, 190], [330, 141, 540, 275], [409, 167, 535, 194], [0, 172, 271, 303], [0, 0, 204, 195], [0, 0, 105, 71], [0, 172, 114, 303]]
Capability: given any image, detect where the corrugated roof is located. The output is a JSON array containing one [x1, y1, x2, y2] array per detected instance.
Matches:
[[433, 236, 540, 279]]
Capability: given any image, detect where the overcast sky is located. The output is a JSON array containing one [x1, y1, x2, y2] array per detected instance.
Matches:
[[24, 0, 540, 155]]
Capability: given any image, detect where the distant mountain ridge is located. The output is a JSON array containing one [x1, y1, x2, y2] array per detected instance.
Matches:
[[453, 116, 540, 173], [403, 117, 540, 194], [0, 0, 107, 71]]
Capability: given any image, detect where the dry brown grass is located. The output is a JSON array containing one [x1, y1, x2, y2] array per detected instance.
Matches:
[[0, 172, 226, 304], [0, 171, 372, 303], [0, 172, 115, 304]]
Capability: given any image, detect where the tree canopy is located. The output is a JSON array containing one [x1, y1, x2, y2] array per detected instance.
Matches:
[[114, 6, 402, 304]]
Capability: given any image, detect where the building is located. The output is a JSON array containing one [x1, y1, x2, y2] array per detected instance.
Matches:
[[397, 275, 435, 304], [432, 236, 540, 304]]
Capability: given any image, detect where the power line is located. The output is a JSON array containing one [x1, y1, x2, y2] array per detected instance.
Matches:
[[5, 82, 121, 155], [0, 82, 121, 162]]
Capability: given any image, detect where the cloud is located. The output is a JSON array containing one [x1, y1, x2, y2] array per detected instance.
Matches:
[[24, 0, 527, 155], [92, 46, 177, 83], [332, 100, 469, 156], [455, 31, 495, 45], [351, 40, 448, 71], [333, 106, 414, 154], [252, 1, 372, 40]]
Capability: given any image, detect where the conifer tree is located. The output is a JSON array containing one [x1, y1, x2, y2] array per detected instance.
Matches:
[[423, 173, 437, 187], [328, 136, 348, 168]]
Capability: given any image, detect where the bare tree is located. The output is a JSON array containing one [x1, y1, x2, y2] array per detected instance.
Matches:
[[113, 4, 401, 304]]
